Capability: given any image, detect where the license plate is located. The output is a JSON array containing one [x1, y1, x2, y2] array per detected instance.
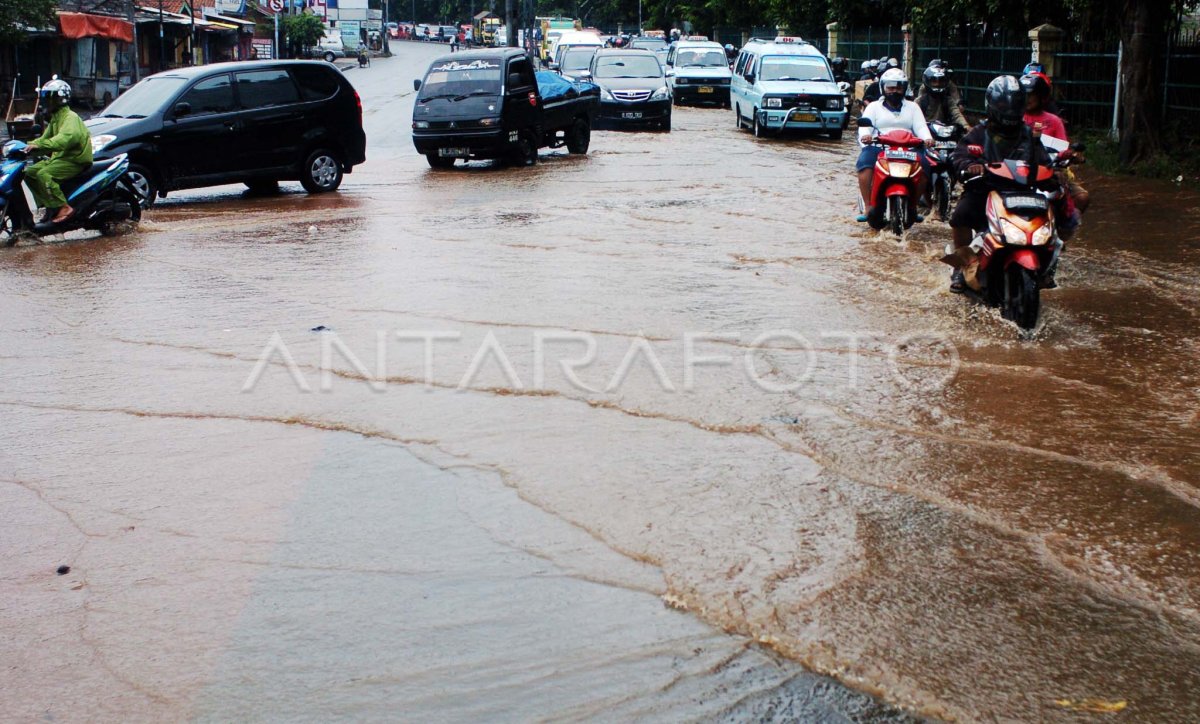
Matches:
[[1005, 195, 1048, 211], [438, 148, 468, 157], [621, 112, 642, 119], [698, 86, 714, 93], [886, 150, 918, 161], [792, 112, 817, 122]]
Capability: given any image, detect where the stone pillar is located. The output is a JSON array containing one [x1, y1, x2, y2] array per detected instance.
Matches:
[[1028, 24, 1064, 80], [826, 22, 839, 56], [902, 23, 914, 81]]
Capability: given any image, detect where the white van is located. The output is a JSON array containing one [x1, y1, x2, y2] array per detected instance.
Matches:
[[550, 30, 603, 69]]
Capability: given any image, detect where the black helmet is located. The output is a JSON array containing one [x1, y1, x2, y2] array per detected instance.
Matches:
[[923, 65, 948, 94], [830, 56, 846, 73], [985, 75, 1026, 132]]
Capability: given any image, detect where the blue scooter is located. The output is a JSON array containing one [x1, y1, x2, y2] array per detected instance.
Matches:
[[0, 139, 141, 246]]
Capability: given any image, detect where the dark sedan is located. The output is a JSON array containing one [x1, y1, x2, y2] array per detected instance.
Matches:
[[587, 49, 672, 131]]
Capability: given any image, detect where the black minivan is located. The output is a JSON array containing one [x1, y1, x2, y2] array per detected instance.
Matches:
[[85, 60, 366, 205]]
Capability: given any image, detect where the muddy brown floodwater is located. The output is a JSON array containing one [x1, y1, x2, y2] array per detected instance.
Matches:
[[2, 47, 1198, 722]]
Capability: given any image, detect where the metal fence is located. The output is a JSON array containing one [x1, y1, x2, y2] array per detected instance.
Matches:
[[1053, 40, 1119, 132], [914, 31, 1028, 115], [1164, 29, 1200, 137], [839, 26, 904, 74]]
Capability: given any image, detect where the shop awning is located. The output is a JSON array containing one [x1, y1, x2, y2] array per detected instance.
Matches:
[[58, 12, 135, 43], [205, 20, 239, 30], [205, 13, 255, 27]]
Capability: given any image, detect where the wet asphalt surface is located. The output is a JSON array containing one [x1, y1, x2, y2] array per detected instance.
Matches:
[[2, 43, 1199, 722]]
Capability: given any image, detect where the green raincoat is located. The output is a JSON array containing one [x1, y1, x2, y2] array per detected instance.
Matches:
[[27, 105, 93, 210]]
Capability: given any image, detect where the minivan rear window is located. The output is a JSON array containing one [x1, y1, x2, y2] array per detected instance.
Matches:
[[292, 65, 340, 101], [236, 69, 301, 109]]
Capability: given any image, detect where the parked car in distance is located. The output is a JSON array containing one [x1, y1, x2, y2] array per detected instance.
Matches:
[[309, 32, 346, 62], [589, 48, 672, 131], [86, 60, 367, 205]]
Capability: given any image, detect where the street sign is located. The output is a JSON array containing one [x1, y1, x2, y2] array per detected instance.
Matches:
[[267, 0, 284, 11]]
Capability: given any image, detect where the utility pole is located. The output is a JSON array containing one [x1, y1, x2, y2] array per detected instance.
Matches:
[[505, 0, 514, 48], [637, 0, 642, 35], [158, 0, 165, 70], [126, 0, 139, 82]]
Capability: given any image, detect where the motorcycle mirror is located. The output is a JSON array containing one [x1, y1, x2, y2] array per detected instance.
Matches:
[[858, 117, 872, 128], [413, 79, 422, 91], [30, 124, 43, 135], [1070, 142, 1087, 153]]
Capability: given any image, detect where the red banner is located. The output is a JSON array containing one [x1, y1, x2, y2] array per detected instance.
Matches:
[[57, 12, 135, 44]]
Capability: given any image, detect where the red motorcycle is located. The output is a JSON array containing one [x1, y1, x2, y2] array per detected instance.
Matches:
[[945, 147, 1080, 331], [866, 129, 926, 236]]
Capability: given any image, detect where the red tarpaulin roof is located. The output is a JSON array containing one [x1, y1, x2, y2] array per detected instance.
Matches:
[[58, 12, 135, 43]]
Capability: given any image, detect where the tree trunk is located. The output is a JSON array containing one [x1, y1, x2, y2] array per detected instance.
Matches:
[[1117, 0, 1169, 167]]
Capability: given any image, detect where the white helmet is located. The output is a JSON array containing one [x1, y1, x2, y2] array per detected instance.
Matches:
[[879, 67, 908, 94], [38, 76, 72, 101]]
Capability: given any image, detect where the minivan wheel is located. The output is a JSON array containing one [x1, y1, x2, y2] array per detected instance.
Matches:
[[124, 164, 157, 208], [426, 154, 455, 169], [300, 149, 343, 193], [324, 51, 336, 63]]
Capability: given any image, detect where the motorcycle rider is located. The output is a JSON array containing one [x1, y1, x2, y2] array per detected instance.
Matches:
[[859, 57, 897, 103], [915, 60, 971, 133], [947, 75, 1061, 292], [856, 68, 934, 223], [1021, 71, 1089, 215], [24, 78, 92, 225]]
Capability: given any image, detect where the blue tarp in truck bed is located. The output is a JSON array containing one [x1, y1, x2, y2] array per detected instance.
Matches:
[[536, 71, 597, 102]]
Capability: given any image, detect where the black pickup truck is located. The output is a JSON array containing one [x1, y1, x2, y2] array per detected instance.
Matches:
[[412, 48, 600, 168]]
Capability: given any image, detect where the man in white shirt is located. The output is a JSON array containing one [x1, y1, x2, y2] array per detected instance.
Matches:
[[856, 68, 934, 222]]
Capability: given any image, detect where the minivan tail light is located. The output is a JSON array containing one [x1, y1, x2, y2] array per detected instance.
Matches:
[[354, 90, 362, 124]]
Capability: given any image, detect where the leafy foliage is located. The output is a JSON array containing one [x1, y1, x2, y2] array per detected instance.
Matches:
[[0, 0, 57, 45], [282, 12, 326, 53]]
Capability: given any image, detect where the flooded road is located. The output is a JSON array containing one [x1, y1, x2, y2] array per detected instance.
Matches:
[[2, 44, 1198, 722]]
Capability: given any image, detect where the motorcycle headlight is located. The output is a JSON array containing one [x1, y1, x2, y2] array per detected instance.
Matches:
[[650, 85, 670, 100], [825, 98, 842, 109], [887, 161, 913, 178], [91, 134, 116, 153], [1031, 224, 1053, 246], [765, 97, 782, 108], [1000, 218, 1029, 246]]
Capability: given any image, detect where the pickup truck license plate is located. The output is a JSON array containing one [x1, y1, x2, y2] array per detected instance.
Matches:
[[438, 148, 468, 157], [622, 112, 642, 119], [698, 86, 714, 93], [793, 112, 817, 122]]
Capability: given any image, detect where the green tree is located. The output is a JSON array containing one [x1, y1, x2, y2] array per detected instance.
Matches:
[[0, 0, 57, 45], [282, 12, 327, 56]]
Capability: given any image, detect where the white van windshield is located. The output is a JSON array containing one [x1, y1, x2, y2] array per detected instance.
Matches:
[[677, 50, 727, 68], [758, 56, 832, 82]]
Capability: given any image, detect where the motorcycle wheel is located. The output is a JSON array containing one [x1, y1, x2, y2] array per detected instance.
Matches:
[[887, 195, 905, 236], [936, 177, 950, 220], [99, 187, 142, 237], [1003, 266, 1041, 330], [0, 206, 15, 247]]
